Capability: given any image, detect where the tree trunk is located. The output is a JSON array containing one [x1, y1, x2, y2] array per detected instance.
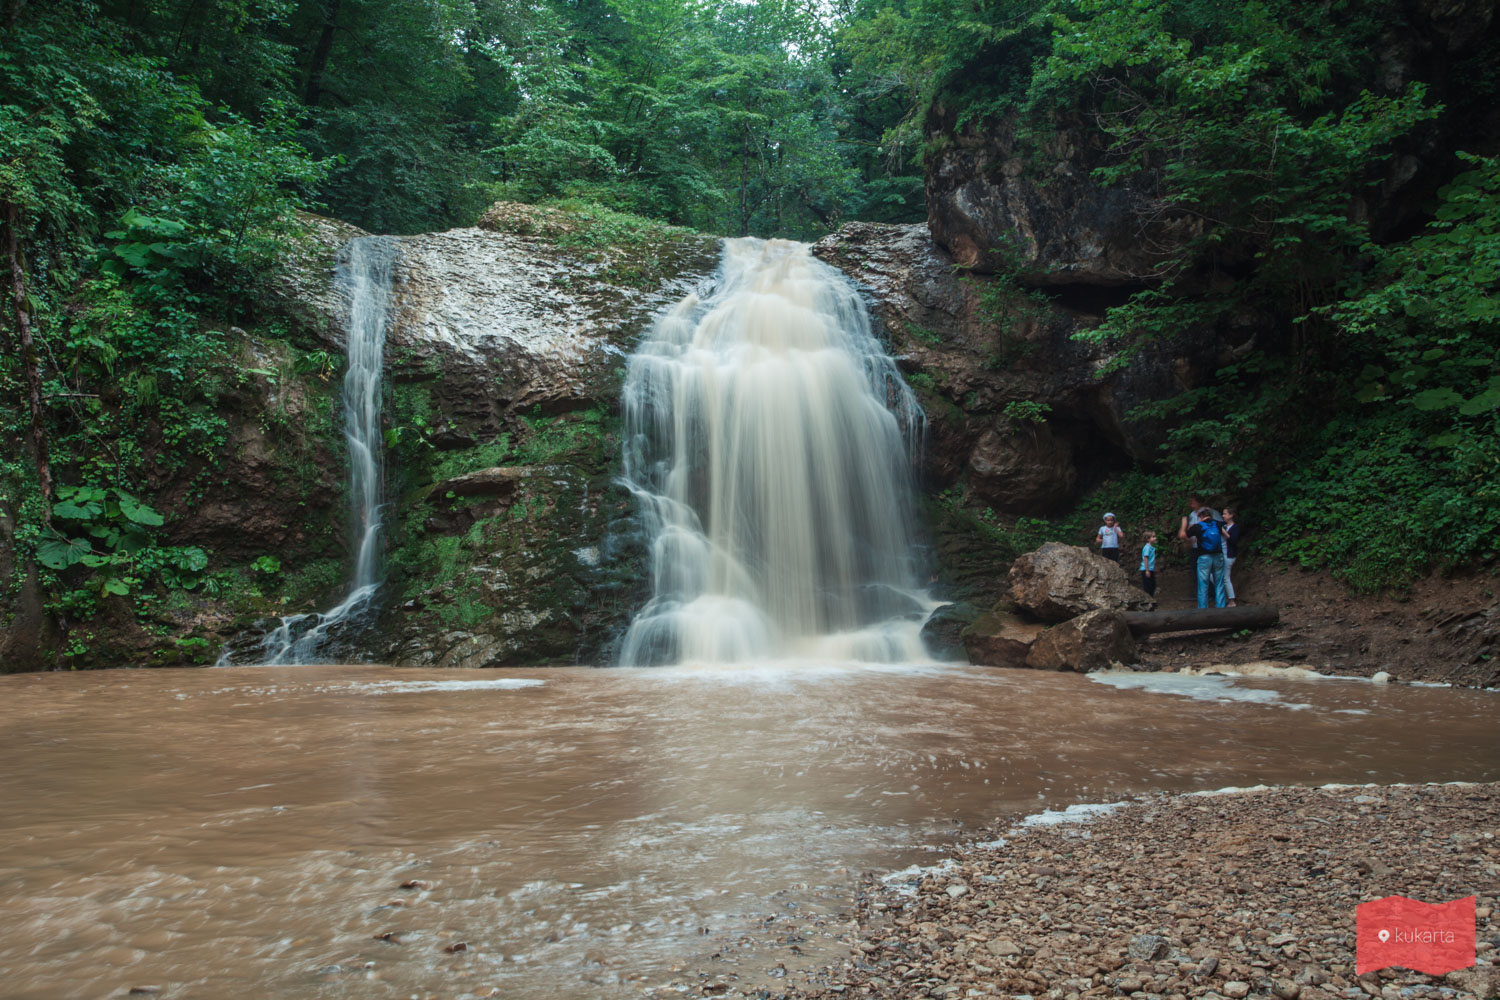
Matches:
[[303, 0, 342, 107], [4, 200, 51, 514], [1122, 605, 1279, 635]]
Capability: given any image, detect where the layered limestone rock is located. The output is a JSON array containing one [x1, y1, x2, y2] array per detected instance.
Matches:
[[369, 206, 720, 665], [193, 203, 722, 667]]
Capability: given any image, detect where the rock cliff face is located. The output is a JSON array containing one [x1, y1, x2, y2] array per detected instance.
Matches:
[[292, 204, 721, 667], [810, 222, 1221, 506]]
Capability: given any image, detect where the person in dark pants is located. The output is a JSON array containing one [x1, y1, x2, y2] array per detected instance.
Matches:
[[1095, 512, 1124, 563], [1139, 530, 1158, 596]]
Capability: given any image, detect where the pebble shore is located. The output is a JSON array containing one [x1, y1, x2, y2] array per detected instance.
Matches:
[[782, 783, 1500, 1000]]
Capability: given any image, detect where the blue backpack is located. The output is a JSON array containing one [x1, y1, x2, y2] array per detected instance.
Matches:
[[1198, 518, 1222, 554]]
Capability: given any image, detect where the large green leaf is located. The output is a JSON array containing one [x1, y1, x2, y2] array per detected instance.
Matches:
[[116, 491, 165, 526], [36, 533, 92, 570], [52, 499, 103, 520], [171, 547, 209, 572], [1411, 387, 1464, 411], [1458, 388, 1500, 416]]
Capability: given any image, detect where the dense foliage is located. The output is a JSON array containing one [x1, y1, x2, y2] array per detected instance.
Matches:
[[854, 0, 1500, 590], [3, 0, 1498, 668]]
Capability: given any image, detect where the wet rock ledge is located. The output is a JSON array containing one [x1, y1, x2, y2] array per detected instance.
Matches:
[[786, 783, 1500, 1000]]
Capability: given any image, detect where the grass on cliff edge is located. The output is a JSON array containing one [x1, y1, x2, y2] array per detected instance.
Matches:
[[478, 199, 708, 252], [476, 199, 719, 290]]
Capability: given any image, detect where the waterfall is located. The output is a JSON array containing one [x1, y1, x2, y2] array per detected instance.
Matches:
[[227, 236, 398, 665], [618, 238, 934, 666]]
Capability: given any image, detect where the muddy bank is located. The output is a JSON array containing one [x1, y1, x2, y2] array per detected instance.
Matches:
[[770, 783, 1499, 1000], [1127, 558, 1500, 691]]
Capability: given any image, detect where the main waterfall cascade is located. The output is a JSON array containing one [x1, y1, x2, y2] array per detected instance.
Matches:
[[619, 238, 937, 666], [224, 236, 399, 665]]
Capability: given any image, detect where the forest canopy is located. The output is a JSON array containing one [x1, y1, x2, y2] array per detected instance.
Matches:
[[2, 0, 1498, 662]]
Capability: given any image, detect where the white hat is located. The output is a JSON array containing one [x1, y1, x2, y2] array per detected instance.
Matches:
[[1103, 512, 1116, 519]]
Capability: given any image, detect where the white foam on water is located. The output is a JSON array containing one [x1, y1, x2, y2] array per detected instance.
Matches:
[[620, 658, 962, 685], [341, 678, 547, 694], [1186, 784, 1275, 797], [1087, 670, 1313, 709], [1018, 801, 1128, 827], [881, 858, 958, 893]]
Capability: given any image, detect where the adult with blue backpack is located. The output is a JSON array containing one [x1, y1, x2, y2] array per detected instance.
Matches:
[[1182, 506, 1229, 608]]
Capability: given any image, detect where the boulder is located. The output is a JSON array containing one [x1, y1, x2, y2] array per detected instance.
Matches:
[[961, 607, 1046, 668], [1008, 542, 1155, 622], [920, 601, 981, 661], [1025, 609, 1138, 672]]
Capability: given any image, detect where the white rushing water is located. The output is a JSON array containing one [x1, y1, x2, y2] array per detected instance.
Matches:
[[618, 238, 934, 665], [232, 236, 399, 665]]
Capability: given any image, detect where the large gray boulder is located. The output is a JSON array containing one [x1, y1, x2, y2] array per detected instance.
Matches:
[[1025, 609, 1138, 672], [1008, 542, 1155, 622]]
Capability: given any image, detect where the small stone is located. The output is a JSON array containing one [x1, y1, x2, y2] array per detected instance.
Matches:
[[127, 989, 162, 996], [1130, 934, 1169, 961], [987, 939, 1023, 957], [1275, 979, 1302, 999], [399, 880, 430, 890], [1196, 956, 1220, 978], [1224, 982, 1251, 999], [1477, 906, 1493, 919], [444, 942, 468, 953], [946, 882, 970, 898], [1370, 671, 1391, 684]]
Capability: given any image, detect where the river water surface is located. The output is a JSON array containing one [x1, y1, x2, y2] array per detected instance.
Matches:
[[3, 663, 1496, 999]]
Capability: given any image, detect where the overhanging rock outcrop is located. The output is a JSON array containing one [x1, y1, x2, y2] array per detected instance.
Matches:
[[812, 222, 1225, 511]]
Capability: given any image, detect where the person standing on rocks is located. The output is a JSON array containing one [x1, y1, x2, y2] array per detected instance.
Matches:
[[1186, 507, 1228, 608], [1095, 512, 1125, 563], [1139, 530, 1158, 596], [1222, 507, 1242, 607]]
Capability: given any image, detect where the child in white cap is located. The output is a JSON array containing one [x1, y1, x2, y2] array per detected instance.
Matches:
[[1095, 512, 1124, 563]]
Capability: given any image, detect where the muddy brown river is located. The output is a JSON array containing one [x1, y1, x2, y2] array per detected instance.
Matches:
[[2, 663, 1496, 999]]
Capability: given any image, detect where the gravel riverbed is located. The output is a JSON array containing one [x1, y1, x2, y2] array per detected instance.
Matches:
[[763, 783, 1500, 1000]]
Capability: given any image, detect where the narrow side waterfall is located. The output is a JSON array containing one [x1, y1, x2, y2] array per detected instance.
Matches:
[[619, 238, 934, 666], [236, 236, 398, 665]]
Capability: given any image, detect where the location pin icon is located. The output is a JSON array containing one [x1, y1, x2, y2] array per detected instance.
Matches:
[[1378, 929, 1391, 943]]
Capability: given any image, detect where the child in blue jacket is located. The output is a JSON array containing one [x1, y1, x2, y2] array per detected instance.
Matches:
[[1139, 530, 1157, 596]]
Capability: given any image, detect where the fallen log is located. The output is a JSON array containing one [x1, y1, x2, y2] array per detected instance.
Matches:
[[1122, 604, 1280, 635]]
